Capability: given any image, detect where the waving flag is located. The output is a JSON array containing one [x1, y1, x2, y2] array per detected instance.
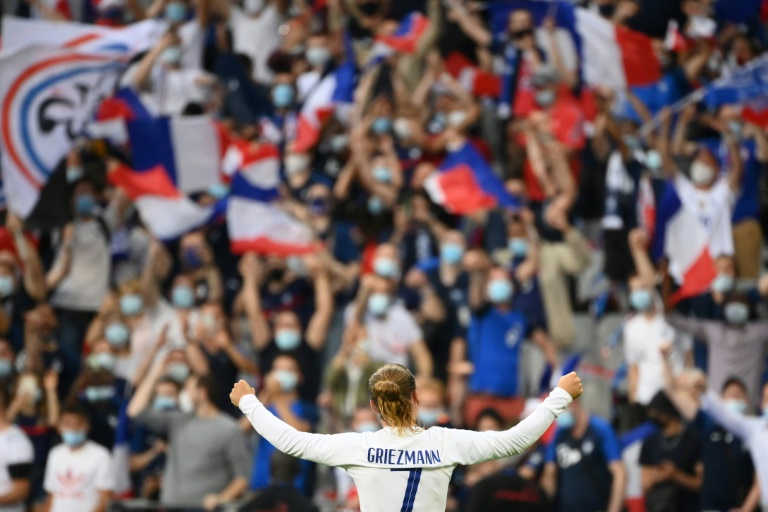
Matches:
[[0, 46, 126, 217], [444, 52, 501, 98], [127, 116, 226, 194], [1, 16, 161, 54], [703, 53, 768, 109], [424, 141, 520, 215], [226, 142, 315, 255], [652, 178, 732, 303], [374, 13, 428, 54], [88, 87, 151, 143]]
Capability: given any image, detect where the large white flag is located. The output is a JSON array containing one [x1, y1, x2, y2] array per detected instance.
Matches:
[[0, 46, 126, 216]]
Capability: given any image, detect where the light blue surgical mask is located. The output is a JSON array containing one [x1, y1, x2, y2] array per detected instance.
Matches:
[[286, 256, 306, 276], [355, 422, 379, 433], [274, 370, 298, 391], [371, 117, 392, 135], [167, 363, 190, 383], [85, 385, 115, 402], [724, 302, 749, 324], [153, 395, 178, 411], [66, 166, 84, 183], [712, 274, 734, 294], [629, 289, 653, 311], [724, 399, 747, 415], [274, 329, 301, 351], [646, 150, 662, 171], [207, 183, 229, 199], [61, 430, 87, 448], [367, 196, 385, 215], [372, 166, 392, 183], [728, 120, 743, 139], [105, 322, 129, 347], [330, 134, 348, 153], [271, 84, 294, 108], [0, 359, 12, 378], [535, 89, 556, 108], [164, 2, 187, 22], [418, 408, 442, 427], [75, 194, 96, 217], [171, 285, 195, 309], [508, 238, 529, 257], [87, 353, 115, 372], [440, 244, 464, 265], [367, 293, 390, 316], [119, 294, 143, 316], [373, 258, 398, 278], [305, 46, 331, 68], [487, 279, 513, 304], [160, 46, 182, 66], [556, 410, 575, 429], [0, 275, 15, 296], [623, 134, 641, 150]]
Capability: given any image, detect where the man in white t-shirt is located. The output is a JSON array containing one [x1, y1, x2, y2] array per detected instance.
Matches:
[[228, 0, 284, 84], [44, 404, 113, 512], [344, 275, 433, 377], [0, 387, 34, 512]]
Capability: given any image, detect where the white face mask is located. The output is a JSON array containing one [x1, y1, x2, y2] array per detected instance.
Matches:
[[178, 390, 194, 413], [690, 160, 715, 185], [243, 0, 264, 14], [285, 154, 310, 176], [393, 118, 411, 139], [447, 110, 468, 127]]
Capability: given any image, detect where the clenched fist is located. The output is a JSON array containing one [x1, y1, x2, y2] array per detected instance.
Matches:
[[230, 380, 256, 407], [557, 372, 583, 400]]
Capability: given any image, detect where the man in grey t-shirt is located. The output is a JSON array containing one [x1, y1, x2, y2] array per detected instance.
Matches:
[[129, 372, 251, 509]]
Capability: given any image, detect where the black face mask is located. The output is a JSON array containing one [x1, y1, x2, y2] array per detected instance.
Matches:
[[510, 28, 534, 40], [358, 1, 380, 16], [598, 4, 615, 18], [265, 268, 286, 283]]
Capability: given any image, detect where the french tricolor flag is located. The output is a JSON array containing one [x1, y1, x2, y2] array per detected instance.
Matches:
[[424, 141, 520, 215], [374, 13, 429, 55], [88, 87, 151, 144], [444, 52, 501, 98], [652, 178, 731, 303], [225, 141, 316, 255]]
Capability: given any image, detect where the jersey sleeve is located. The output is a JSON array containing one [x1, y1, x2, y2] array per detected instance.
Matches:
[[239, 395, 360, 467], [442, 387, 572, 465], [593, 419, 622, 463]]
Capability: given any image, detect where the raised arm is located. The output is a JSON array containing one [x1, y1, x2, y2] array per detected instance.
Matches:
[[239, 254, 271, 350], [444, 374, 580, 465], [7, 214, 46, 302], [305, 256, 335, 351], [701, 389, 759, 442]]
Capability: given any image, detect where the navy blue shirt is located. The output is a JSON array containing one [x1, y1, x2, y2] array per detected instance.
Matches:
[[510, 256, 547, 330], [545, 416, 622, 512]]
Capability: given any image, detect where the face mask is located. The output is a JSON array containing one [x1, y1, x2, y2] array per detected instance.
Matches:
[[711, 274, 734, 294], [167, 363, 190, 383], [165, 2, 186, 22], [171, 285, 195, 309], [440, 244, 464, 265], [182, 247, 204, 269], [418, 408, 442, 426], [373, 258, 398, 278], [153, 395, 178, 411], [160, 46, 182, 66], [646, 150, 662, 171], [61, 430, 87, 448], [623, 134, 641, 150], [0, 275, 15, 297], [243, 0, 264, 13], [371, 117, 392, 135], [271, 84, 295, 108], [556, 410, 575, 429], [119, 294, 143, 316], [355, 422, 379, 433], [629, 289, 653, 311], [286, 256, 306, 276], [285, 154, 309, 175], [274, 370, 298, 391], [367, 293, 390, 316], [508, 238, 529, 257], [306, 46, 331, 67], [87, 353, 115, 372], [447, 110, 468, 128], [394, 118, 411, 139], [207, 183, 229, 199], [201, 312, 217, 331], [487, 279, 513, 304], [0, 359, 12, 377], [724, 399, 747, 415], [75, 194, 96, 217], [85, 385, 115, 402], [535, 89, 556, 108], [179, 390, 194, 413], [429, 113, 447, 133], [372, 166, 392, 183], [367, 196, 385, 215], [330, 134, 348, 153], [308, 197, 330, 216], [66, 166, 84, 183], [105, 323, 130, 348], [18, 379, 41, 403], [724, 302, 749, 324], [728, 120, 743, 140], [274, 329, 302, 350], [690, 160, 715, 185]]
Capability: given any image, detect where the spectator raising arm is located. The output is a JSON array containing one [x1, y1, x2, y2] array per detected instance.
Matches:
[[239, 253, 272, 351], [6, 213, 46, 302], [304, 255, 335, 351]]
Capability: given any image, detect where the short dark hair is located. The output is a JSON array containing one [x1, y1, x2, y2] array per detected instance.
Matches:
[[474, 408, 505, 430], [722, 376, 748, 395], [60, 402, 90, 423], [156, 377, 182, 392], [195, 375, 219, 403]]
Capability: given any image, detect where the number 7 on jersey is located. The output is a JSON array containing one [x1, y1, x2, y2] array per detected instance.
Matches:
[[391, 468, 423, 512]]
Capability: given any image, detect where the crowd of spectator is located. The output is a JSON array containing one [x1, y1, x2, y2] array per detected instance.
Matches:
[[1, 0, 768, 511]]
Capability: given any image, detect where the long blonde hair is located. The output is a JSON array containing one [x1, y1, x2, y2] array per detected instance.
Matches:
[[368, 364, 418, 433]]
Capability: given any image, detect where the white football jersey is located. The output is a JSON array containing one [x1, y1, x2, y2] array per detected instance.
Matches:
[[240, 388, 572, 512]]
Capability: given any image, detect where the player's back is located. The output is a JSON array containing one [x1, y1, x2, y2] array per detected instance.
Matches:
[[343, 427, 455, 512]]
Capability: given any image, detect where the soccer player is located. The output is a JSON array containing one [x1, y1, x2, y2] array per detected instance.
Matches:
[[231, 363, 582, 512]]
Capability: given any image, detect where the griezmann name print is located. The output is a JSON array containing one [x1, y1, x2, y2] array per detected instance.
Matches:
[[367, 447, 442, 466]]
